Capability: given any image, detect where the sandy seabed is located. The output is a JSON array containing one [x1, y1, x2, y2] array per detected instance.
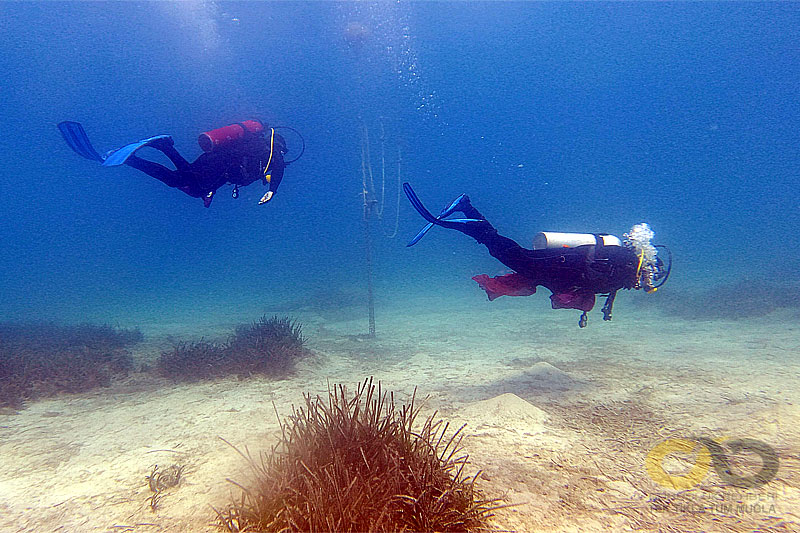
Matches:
[[1, 294, 798, 532]]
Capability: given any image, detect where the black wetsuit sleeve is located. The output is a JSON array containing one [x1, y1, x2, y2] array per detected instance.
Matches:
[[266, 153, 286, 196]]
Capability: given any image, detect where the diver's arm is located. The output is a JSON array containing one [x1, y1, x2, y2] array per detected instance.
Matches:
[[601, 290, 617, 321], [258, 158, 285, 205], [268, 163, 285, 195]]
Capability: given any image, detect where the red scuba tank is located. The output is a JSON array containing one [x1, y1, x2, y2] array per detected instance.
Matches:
[[198, 120, 265, 152]]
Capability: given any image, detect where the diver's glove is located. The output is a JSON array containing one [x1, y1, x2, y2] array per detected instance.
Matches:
[[258, 190, 274, 205]]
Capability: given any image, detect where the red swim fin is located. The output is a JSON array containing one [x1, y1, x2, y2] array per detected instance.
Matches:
[[472, 273, 537, 301]]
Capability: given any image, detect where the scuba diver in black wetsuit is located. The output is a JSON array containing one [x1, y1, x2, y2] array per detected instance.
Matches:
[[58, 120, 303, 208], [403, 183, 671, 327], [125, 123, 287, 208]]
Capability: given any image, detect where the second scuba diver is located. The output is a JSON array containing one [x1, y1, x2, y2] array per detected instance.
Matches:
[[403, 183, 671, 327], [58, 120, 303, 208]]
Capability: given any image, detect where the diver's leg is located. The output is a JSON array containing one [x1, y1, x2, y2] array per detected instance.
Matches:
[[436, 195, 499, 243], [122, 137, 188, 181], [146, 138, 191, 172], [476, 228, 542, 279], [125, 155, 189, 188], [450, 194, 484, 220], [159, 145, 191, 172], [443, 196, 540, 275], [469, 225, 534, 269], [404, 184, 537, 271], [127, 153, 212, 206]]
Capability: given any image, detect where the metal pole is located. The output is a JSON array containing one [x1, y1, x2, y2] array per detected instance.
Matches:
[[362, 215, 376, 338]]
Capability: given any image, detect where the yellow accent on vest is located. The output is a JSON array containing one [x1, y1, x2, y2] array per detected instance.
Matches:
[[263, 128, 275, 179]]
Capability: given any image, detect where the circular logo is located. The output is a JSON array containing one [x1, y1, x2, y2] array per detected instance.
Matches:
[[697, 437, 780, 488], [646, 438, 712, 489]]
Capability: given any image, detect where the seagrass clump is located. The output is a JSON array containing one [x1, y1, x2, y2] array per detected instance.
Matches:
[[157, 340, 227, 382], [0, 322, 140, 408], [157, 316, 308, 382], [215, 378, 496, 532], [227, 315, 307, 377]]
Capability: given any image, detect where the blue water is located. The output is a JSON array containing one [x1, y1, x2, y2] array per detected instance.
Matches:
[[1, 2, 798, 325]]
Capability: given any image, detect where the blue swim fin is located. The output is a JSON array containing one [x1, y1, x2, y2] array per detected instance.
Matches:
[[58, 121, 172, 167], [58, 121, 104, 162], [101, 135, 172, 166], [406, 193, 471, 246], [403, 183, 482, 246]]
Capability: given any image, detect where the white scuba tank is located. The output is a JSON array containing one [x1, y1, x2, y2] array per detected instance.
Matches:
[[532, 232, 622, 250]]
